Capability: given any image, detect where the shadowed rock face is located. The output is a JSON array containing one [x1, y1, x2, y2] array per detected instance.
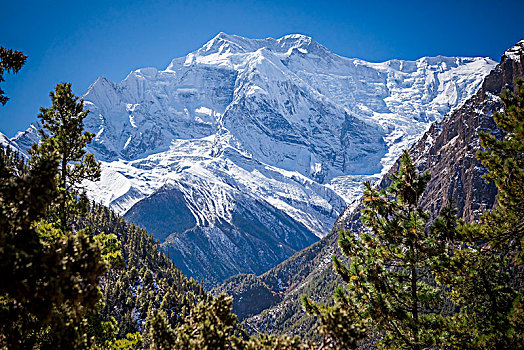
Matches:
[[124, 185, 197, 242], [124, 182, 319, 288], [215, 40, 524, 337], [379, 41, 524, 225]]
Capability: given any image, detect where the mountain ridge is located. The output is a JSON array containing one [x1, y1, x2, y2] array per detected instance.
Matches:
[[9, 33, 496, 286]]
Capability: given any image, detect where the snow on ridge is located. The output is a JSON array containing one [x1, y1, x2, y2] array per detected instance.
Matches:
[[504, 39, 524, 62], [85, 135, 344, 237], [0, 131, 17, 151], [12, 33, 497, 240]]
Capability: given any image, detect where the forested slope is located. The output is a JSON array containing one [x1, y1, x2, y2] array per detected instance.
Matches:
[[78, 203, 207, 338]]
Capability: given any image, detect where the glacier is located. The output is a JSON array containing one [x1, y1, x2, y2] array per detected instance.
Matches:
[[9, 33, 496, 285]]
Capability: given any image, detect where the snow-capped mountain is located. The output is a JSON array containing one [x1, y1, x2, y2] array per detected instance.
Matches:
[[11, 33, 496, 285], [0, 131, 16, 150], [79, 33, 495, 180], [223, 39, 524, 335]]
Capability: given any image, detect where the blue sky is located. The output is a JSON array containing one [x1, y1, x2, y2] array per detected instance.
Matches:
[[1, 0, 523, 136]]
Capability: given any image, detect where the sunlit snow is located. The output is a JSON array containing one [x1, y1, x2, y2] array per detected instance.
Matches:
[[12, 33, 497, 239]]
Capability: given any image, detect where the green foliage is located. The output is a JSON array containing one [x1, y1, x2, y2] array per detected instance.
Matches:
[[0, 146, 58, 347], [146, 309, 177, 350], [0, 46, 27, 105], [305, 151, 453, 349], [108, 332, 143, 350], [140, 292, 313, 350], [0, 148, 108, 348], [169, 294, 238, 350], [302, 292, 367, 349], [477, 78, 524, 262], [78, 203, 205, 338], [238, 333, 314, 349], [31, 82, 100, 230], [94, 231, 124, 268], [434, 80, 524, 349], [436, 240, 522, 349], [0, 83, 110, 348]]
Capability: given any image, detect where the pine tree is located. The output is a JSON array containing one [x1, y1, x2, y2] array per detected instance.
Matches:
[[302, 293, 368, 349], [436, 239, 521, 349], [435, 79, 524, 349], [0, 146, 59, 347], [0, 84, 108, 348], [142, 291, 313, 350], [31, 82, 100, 230], [477, 78, 524, 261], [0, 46, 27, 105], [0, 145, 108, 348], [170, 294, 238, 350], [238, 333, 314, 350], [146, 309, 177, 350], [305, 151, 454, 349]]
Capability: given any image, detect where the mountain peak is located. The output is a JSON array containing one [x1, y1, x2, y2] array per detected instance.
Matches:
[[209, 31, 244, 46], [199, 32, 255, 55], [278, 33, 314, 45], [214, 31, 235, 40], [276, 33, 328, 55], [194, 32, 329, 58]]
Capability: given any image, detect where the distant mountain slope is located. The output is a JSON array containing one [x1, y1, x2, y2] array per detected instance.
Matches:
[[0, 132, 18, 151], [125, 181, 320, 287], [11, 33, 495, 286], [214, 39, 524, 336], [79, 204, 207, 337]]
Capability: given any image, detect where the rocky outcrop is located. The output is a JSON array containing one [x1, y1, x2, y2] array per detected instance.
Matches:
[[389, 39, 524, 224]]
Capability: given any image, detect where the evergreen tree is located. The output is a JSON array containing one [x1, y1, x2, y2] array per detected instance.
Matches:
[[305, 151, 453, 349], [237, 333, 314, 350], [435, 79, 524, 349], [76, 202, 208, 346], [31, 82, 100, 230], [302, 293, 368, 349], [142, 292, 313, 350], [170, 294, 238, 350], [477, 78, 524, 261], [0, 46, 27, 105], [146, 309, 177, 350], [436, 239, 521, 349], [0, 83, 109, 348], [0, 146, 59, 347], [0, 145, 108, 348]]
